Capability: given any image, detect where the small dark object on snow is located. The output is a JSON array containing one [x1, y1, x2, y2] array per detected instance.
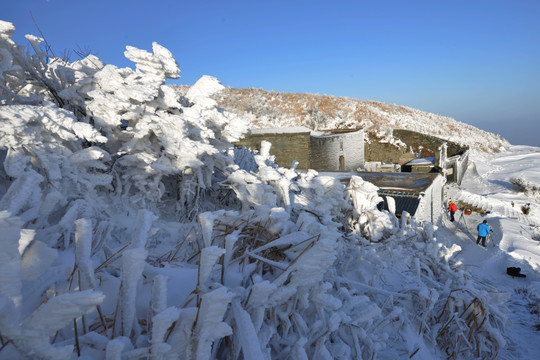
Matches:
[[506, 267, 526, 278]]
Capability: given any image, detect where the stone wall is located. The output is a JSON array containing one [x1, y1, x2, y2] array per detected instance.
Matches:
[[364, 141, 410, 164], [310, 130, 364, 171], [393, 129, 467, 157], [236, 131, 311, 169], [364, 129, 468, 165]]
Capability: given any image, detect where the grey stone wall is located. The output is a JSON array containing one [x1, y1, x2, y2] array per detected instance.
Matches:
[[309, 130, 364, 171], [342, 130, 365, 170], [393, 129, 468, 157], [310, 135, 342, 171], [364, 141, 408, 164], [364, 129, 468, 165], [236, 132, 311, 169]]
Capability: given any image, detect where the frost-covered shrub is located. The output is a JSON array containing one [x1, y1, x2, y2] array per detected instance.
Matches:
[[0, 19, 249, 224], [510, 177, 540, 199], [0, 20, 512, 360]]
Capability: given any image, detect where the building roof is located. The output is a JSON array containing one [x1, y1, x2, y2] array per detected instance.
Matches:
[[311, 128, 363, 138], [353, 172, 440, 194], [406, 157, 435, 165], [378, 192, 421, 217], [249, 126, 312, 135]]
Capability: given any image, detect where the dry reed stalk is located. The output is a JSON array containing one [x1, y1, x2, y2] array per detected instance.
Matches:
[[273, 239, 318, 285], [95, 242, 131, 272], [167, 226, 195, 262], [195, 252, 202, 302], [163, 320, 177, 343], [186, 249, 200, 264], [245, 252, 288, 270], [67, 264, 78, 291], [73, 318, 80, 357], [0, 338, 12, 352], [436, 289, 498, 359], [153, 226, 196, 264], [189, 295, 204, 354], [110, 283, 122, 339], [77, 270, 87, 334]]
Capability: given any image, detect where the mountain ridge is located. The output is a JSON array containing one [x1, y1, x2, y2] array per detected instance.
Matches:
[[176, 86, 510, 153]]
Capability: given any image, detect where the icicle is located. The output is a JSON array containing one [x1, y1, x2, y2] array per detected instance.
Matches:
[[198, 211, 218, 248], [223, 229, 240, 285], [149, 307, 180, 360], [22, 290, 104, 333], [3, 147, 30, 178], [231, 298, 265, 359], [75, 218, 97, 289], [165, 308, 198, 358], [114, 248, 147, 338], [21, 240, 57, 281], [105, 337, 131, 360], [0, 170, 43, 216], [0, 211, 23, 307], [131, 209, 157, 249], [198, 246, 225, 287], [150, 274, 168, 318], [18, 228, 35, 255], [193, 286, 233, 360]]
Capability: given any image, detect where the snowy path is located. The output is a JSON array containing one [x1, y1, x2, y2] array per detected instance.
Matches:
[[439, 215, 540, 359], [441, 146, 540, 359]]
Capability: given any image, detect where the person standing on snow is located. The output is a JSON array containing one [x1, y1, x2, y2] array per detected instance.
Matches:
[[476, 220, 490, 247], [448, 201, 458, 222]]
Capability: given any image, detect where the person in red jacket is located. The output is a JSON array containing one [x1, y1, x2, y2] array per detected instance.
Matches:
[[448, 201, 457, 222]]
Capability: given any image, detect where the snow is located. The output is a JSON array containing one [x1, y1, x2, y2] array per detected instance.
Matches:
[[1, 19, 539, 359], [250, 126, 312, 134], [408, 157, 435, 165]]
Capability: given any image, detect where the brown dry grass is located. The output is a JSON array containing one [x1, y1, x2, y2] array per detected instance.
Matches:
[[176, 85, 511, 152]]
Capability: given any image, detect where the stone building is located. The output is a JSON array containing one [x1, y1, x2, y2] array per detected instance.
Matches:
[[353, 172, 446, 224], [310, 129, 364, 171], [236, 127, 364, 171], [236, 126, 467, 185], [364, 129, 469, 184]]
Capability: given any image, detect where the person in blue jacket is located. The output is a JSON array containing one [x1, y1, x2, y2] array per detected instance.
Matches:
[[477, 220, 490, 247]]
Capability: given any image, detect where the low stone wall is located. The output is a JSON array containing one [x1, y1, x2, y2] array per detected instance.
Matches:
[[364, 141, 411, 164], [393, 129, 467, 157], [364, 129, 469, 177]]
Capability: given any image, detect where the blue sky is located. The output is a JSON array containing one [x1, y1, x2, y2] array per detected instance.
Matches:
[[4, 0, 540, 146]]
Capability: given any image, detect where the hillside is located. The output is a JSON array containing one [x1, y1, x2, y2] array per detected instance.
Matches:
[[177, 86, 510, 153]]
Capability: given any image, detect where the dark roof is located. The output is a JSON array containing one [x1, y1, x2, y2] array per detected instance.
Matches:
[[353, 172, 440, 194], [377, 191, 421, 217]]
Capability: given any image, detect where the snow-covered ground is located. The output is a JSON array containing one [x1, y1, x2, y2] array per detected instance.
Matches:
[[445, 146, 540, 359], [1, 19, 540, 359]]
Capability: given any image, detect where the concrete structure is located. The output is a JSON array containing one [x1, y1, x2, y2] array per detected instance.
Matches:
[[353, 172, 446, 224], [444, 149, 469, 185], [236, 127, 364, 171], [364, 129, 469, 184], [402, 157, 436, 173]]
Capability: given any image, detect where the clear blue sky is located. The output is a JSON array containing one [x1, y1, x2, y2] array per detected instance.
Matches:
[[4, 0, 540, 146]]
